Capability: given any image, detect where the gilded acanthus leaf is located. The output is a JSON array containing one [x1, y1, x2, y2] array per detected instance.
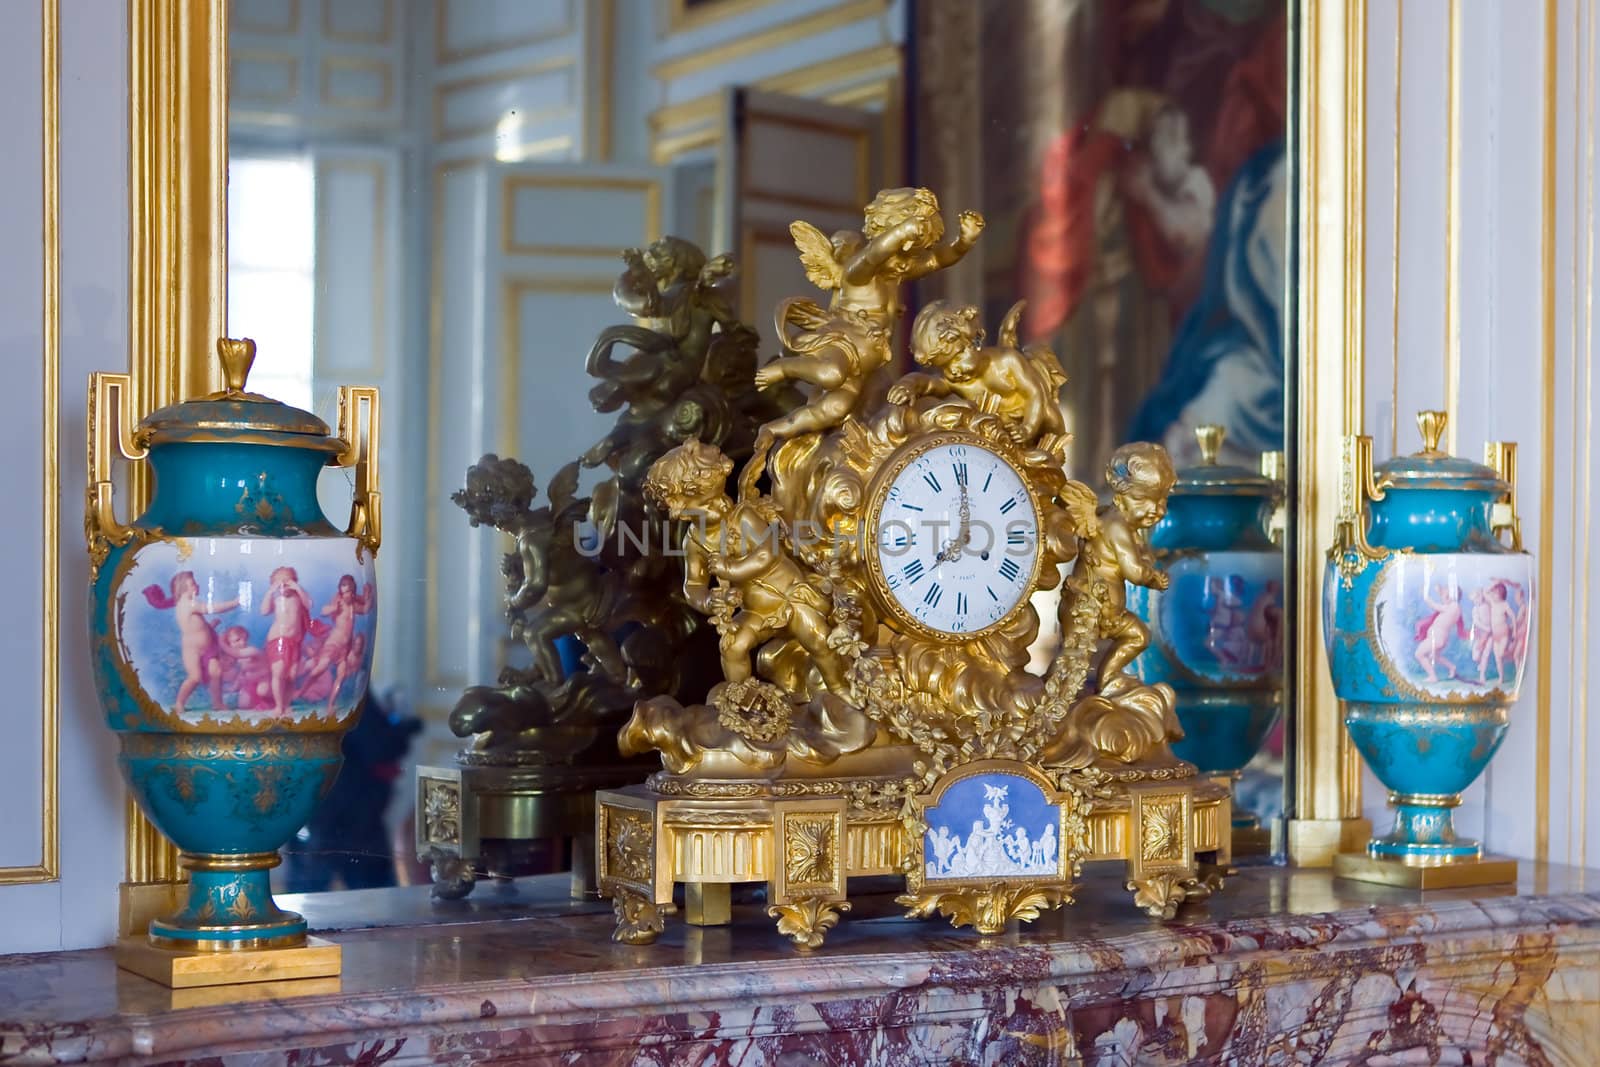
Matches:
[[768, 897, 850, 948]]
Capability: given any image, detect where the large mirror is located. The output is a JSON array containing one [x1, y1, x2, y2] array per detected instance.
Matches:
[[224, 0, 1292, 898]]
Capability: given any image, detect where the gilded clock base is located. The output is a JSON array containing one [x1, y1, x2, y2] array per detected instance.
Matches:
[[115, 935, 341, 988], [1333, 851, 1519, 889], [596, 767, 1230, 948]]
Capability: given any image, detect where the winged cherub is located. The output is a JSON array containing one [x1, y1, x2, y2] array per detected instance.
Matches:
[[891, 298, 1069, 446], [751, 188, 984, 454], [1057, 442, 1177, 696]]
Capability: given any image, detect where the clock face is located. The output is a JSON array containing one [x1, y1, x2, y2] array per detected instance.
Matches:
[[869, 437, 1041, 639]]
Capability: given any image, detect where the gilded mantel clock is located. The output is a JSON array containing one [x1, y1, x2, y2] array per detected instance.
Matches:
[[597, 186, 1228, 950]]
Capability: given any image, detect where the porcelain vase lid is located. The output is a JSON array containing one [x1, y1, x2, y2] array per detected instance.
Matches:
[[1170, 425, 1279, 500], [1374, 411, 1507, 495], [135, 337, 341, 452]]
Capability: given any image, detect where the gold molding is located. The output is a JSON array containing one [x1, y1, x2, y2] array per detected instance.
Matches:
[[433, 57, 577, 142], [1536, 0, 1558, 867], [1443, 0, 1461, 453], [124, 0, 229, 890], [664, 0, 779, 36], [1287, 0, 1371, 866], [229, 50, 299, 107], [436, 0, 576, 65], [586, 0, 615, 162], [2, 0, 60, 888], [321, 0, 394, 45], [500, 174, 661, 257], [320, 56, 393, 111], [652, 0, 888, 83], [423, 163, 456, 695], [1388, 0, 1402, 457], [649, 42, 901, 161], [232, 0, 298, 35]]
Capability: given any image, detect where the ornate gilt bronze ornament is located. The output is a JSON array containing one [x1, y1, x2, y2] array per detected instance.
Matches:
[[597, 188, 1231, 948], [416, 239, 795, 899]]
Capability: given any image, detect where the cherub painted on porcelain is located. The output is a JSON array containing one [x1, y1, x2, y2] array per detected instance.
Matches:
[[219, 625, 271, 711], [295, 574, 374, 715], [262, 565, 315, 715], [1058, 442, 1177, 695], [1473, 580, 1523, 685], [753, 188, 984, 455], [644, 439, 850, 693], [1412, 580, 1466, 683], [892, 299, 1068, 445], [141, 570, 241, 711]]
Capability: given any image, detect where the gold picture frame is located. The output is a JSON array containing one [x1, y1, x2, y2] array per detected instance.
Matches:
[[123, 0, 1370, 887]]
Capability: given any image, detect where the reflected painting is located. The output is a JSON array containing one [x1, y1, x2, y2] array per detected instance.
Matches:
[[917, 0, 1287, 479]]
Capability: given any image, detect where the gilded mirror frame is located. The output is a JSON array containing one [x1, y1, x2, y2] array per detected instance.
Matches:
[[122, 0, 1369, 885]]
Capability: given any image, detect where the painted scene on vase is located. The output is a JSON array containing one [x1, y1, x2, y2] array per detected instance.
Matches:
[[923, 773, 1061, 881], [1374, 558, 1533, 698], [917, 0, 1287, 482], [116, 537, 377, 723], [1153, 554, 1283, 682]]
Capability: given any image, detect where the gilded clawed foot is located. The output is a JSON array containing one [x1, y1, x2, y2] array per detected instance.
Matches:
[[427, 852, 477, 901], [611, 889, 675, 945], [768, 898, 850, 949], [1126, 872, 1201, 920]]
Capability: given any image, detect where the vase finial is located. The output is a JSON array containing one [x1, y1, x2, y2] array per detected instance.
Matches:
[[1195, 424, 1225, 465], [216, 337, 257, 395], [1416, 410, 1448, 455]]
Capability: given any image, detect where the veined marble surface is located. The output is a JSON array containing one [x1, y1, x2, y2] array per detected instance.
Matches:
[[1, 865, 1597, 1065]]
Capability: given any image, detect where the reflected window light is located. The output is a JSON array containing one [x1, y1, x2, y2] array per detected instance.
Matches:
[[227, 154, 316, 412], [494, 109, 524, 163]]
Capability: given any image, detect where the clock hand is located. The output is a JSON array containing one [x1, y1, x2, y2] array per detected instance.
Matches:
[[936, 485, 972, 564], [956, 484, 971, 549]]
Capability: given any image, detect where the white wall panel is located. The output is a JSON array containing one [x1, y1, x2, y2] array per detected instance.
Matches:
[[0, 0, 47, 883], [0, 0, 126, 953], [56, 0, 127, 952]]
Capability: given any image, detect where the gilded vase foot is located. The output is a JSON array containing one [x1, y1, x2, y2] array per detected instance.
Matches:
[[611, 889, 674, 945], [768, 898, 850, 948]]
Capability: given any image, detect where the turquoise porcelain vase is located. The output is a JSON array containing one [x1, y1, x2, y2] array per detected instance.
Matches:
[[1323, 411, 1530, 869], [86, 339, 381, 951], [1128, 425, 1283, 850]]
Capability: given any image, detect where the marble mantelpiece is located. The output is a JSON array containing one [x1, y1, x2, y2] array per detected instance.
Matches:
[[1, 866, 1597, 1066]]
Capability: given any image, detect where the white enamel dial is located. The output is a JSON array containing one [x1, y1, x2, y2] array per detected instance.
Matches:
[[870, 438, 1040, 639]]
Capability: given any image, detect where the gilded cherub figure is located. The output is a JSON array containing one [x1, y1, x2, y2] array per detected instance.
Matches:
[[891, 298, 1069, 445], [452, 455, 629, 685], [750, 188, 984, 463], [644, 440, 850, 694], [582, 237, 743, 483], [1057, 442, 1177, 696]]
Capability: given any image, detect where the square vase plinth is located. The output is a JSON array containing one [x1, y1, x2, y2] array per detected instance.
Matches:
[[115, 936, 341, 988], [1333, 851, 1518, 890]]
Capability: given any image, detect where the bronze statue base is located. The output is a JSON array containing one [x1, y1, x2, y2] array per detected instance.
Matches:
[[416, 761, 645, 901], [596, 762, 1231, 948]]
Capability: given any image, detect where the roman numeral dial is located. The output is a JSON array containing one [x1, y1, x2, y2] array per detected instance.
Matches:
[[870, 438, 1041, 640]]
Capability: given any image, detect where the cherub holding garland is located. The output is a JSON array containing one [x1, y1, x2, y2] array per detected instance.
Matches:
[[644, 440, 850, 695], [1057, 441, 1177, 695]]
